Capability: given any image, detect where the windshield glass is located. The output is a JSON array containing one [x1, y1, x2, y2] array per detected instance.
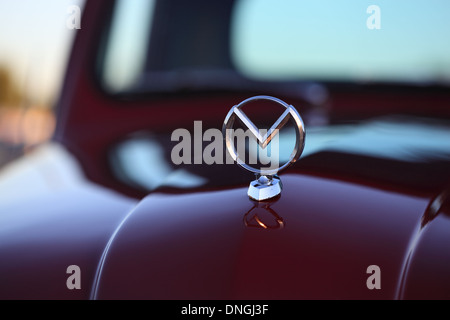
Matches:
[[100, 0, 450, 93], [233, 0, 450, 84]]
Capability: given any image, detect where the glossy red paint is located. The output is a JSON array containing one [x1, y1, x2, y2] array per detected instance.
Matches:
[[0, 145, 137, 299], [399, 193, 450, 299], [92, 174, 431, 299], [1, 141, 448, 299]]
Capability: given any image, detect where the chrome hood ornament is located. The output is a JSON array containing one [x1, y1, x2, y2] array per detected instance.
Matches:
[[223, 96, 305, 201]]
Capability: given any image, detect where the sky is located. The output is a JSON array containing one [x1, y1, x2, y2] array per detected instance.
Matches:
[[0, 0, 85, 106]]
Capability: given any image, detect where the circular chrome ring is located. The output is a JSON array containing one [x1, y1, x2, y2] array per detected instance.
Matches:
[[223, 95, 306, 176]]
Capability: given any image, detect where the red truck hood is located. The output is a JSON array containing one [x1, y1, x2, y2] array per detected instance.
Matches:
[[93, 173, 431, 299]]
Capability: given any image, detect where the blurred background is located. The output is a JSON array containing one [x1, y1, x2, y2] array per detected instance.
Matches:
[[0, 0, 84, 167]]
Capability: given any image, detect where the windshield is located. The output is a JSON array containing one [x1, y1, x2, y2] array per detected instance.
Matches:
[[233, 0, 450, 84], [100, 0, 450, 93]]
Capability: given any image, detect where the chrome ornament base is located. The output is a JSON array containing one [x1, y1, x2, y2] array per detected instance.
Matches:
[[223, 96, 305, 201], [248, 175, 283, 201]]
